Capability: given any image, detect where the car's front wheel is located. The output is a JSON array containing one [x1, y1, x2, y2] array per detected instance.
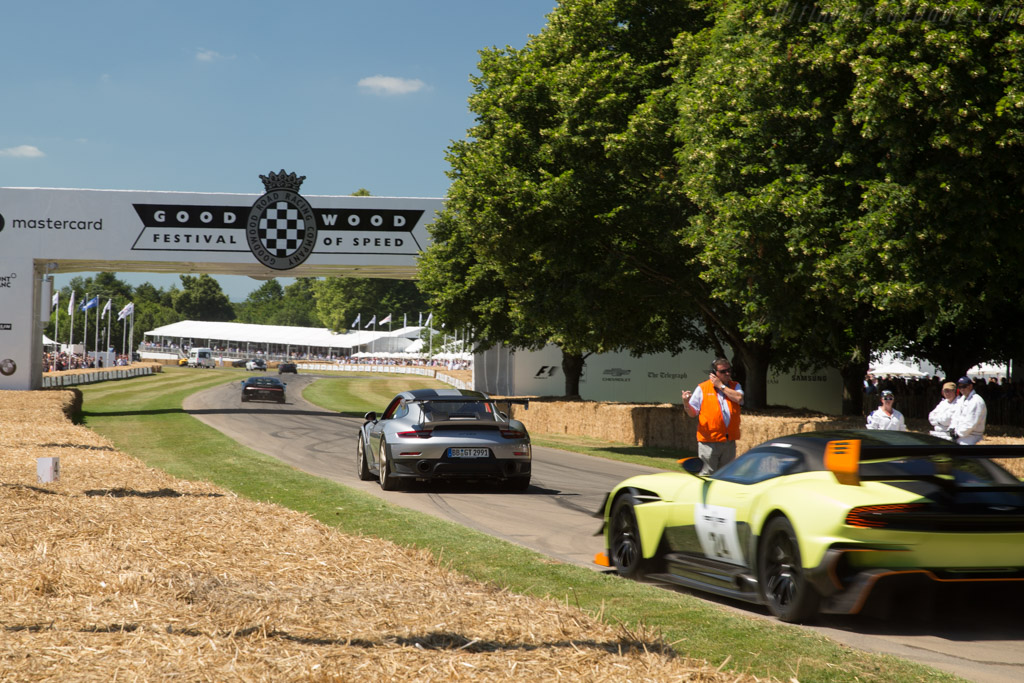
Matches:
[[758, 516, 820, 623], [356, 435, 374, 481], [609, 494, 660, 579]]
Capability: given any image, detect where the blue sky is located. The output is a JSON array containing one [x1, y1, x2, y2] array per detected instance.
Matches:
[[3, 0, 557, 300]]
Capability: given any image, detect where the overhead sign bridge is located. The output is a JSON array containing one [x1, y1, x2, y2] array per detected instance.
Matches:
[[0, 171, 443, 390]]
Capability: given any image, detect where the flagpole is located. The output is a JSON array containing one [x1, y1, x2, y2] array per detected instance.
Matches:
[[53, 294, 59, 358], [69, 294, 75, 349], [94, 302, 99, 363], [83, 292, 90, 361]]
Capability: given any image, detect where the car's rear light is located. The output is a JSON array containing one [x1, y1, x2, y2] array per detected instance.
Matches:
[[500, 429, 527, 439], [846, 503, 928, 528], [397, 429, 433, 439]]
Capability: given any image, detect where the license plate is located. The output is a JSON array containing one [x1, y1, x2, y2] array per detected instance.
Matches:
[[448, 447, 489, 458]]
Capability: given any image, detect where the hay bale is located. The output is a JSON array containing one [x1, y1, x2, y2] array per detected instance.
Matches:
[[510, 399, 1024, 474], [0, 390, 755, 681]]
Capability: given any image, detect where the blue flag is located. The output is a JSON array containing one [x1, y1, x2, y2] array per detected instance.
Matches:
[[80, 296, 100, 311]]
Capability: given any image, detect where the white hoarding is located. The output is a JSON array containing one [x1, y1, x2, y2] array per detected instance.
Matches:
[[503, 345, 842, 415]]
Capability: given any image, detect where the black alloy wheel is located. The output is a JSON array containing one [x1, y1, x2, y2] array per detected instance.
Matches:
[[609, 494, 658, 579], [757, 516, 820, 623]]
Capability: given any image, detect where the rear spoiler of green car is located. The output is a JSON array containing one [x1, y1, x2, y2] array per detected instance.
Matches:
[[825, 439, 1024, 488]]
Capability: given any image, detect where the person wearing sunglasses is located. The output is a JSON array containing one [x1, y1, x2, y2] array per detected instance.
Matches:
[[866, 389, 907, 431], [950, 376, 986, 445], [681, 358, 745, 474], [928, 381, 959, 440]]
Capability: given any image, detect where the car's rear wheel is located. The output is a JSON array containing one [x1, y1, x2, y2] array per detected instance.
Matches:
[[758, 516, 820, 623], [378, 447, 401, 491], [609, 494, 660, 579], [356, 435, 375, 481]]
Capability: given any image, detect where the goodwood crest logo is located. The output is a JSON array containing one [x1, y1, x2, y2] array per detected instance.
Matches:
[[246, 170, 318, 270]]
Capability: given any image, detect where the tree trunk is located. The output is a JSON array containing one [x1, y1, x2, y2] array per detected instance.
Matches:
[[560, 350, 585, 399], [840, 338, 872, 415], [839, 361, 870, 416], [733, 343, 770, 410]]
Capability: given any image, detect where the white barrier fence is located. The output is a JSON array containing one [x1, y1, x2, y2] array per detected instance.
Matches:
[[40, 363, 470, 390], [41, 365, 156, 388], [295, 363, 471, 390]]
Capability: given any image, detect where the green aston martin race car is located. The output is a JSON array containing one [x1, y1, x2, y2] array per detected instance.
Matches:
[[595, 430, 1024, 622]]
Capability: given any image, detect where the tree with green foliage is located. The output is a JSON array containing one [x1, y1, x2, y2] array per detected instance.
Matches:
[[235, 280, 284, 324], [817, 1, 1024, 380], [172, 274, 234, 321], [131, 282, 181, 344], [649, 1, 1024, 407], [235, 279, 322, 327], [419, 0, 710, 397], [313, 278, 426, 332]]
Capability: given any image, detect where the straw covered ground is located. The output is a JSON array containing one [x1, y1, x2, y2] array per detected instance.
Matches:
[[0, 390, 758, 682]]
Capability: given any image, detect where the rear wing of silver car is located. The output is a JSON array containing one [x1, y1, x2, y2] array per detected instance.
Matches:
[[411, 397, 529, 427]]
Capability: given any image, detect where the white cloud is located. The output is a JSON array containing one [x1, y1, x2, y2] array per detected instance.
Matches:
[[358, 75, 426, 95], [0, 145, 45, 158], [196, 48, 228, 62]]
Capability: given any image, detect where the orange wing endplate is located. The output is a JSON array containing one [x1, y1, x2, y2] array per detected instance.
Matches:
[[824, 439, 861, 486]]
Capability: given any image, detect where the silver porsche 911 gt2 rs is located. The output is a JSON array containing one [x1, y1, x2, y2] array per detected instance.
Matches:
[[356, 388, 531, 491]]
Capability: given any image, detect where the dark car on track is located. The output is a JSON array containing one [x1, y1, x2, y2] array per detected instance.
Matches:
[[241, 376, 286, 404], [357, 388, 532, 492], [595, 430, 1024, 622], [278, 362, 297, 374]]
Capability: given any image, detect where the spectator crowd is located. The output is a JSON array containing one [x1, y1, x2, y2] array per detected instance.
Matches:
[[43, 351, 133, 372], [864, 372, 1024, 431]]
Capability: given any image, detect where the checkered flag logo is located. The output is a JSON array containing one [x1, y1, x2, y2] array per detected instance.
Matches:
[[246, 170, 318, 270], [259, 201, 307, 257]]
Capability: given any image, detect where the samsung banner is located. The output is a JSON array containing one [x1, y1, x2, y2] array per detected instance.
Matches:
[[0, 172, 443, 390]]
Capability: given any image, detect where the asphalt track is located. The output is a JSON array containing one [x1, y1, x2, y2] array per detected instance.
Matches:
[[184, 373, 1024, 683]]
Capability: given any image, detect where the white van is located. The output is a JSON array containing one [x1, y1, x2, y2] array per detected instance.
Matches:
[[187, 347, 216, 368]]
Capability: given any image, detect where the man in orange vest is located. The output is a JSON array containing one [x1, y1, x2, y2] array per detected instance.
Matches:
[[681, 358, 745, 474]]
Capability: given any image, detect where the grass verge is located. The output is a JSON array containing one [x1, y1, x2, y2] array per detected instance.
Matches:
[[75, 368, 961, 683]]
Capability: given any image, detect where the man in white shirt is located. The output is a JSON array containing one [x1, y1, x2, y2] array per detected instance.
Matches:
[[928, 381, 959, 440], [951, 376, 986, 445], [866, 390, 906, 431]]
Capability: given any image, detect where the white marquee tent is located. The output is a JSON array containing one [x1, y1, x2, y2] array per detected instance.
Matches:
[[143, 320, 426, 357]]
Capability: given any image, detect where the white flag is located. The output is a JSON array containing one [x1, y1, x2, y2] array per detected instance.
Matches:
[[379, 314, 392, 325], [424, 312, 432, 327], [117, 302, 134, 321], [366, 315, 377, 328], [67, 291, 76, 315], [52, 291, 59, 310], [351, 313, 361, 328], [101, 299, 112, 319]]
